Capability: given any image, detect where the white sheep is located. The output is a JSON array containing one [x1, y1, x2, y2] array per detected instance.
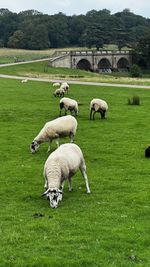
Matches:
[[59, 97, 78, 116], [30, 115, 77, 153], [53, 87, 65, 97], [90, 98, 108, 120], [42, 143, 91, 208], [60, 82, 69, 94], [21, 79, 28, 83], [53, 82, 60, 87]]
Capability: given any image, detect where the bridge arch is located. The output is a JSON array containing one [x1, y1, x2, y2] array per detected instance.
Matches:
[[98, 58, 111, 72], [117, 57, 129, 70], [76, 59, 92, 71]]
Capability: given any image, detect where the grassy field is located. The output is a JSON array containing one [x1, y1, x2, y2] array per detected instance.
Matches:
[[0, 47, 150, 86], [0, 77, 150, 266], [0, 48, 55, 64], [1, 60, 150, 86]]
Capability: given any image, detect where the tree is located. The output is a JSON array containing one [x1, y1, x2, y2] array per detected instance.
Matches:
[[130, 64, 141, 77], [7, 30, 24, 48], [133, 31, 150, 69], [85, 23, 104, 50]]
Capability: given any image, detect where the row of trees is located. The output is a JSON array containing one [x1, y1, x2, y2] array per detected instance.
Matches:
[[0, 8, 150, 69]]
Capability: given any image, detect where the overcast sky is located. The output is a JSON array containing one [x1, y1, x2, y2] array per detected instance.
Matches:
[[0, 0, 150, 18]]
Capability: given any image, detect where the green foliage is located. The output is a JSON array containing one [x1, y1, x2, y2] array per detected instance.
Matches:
[[7, 30, 24, 48], [0, 77, 150, 266], [0, 8, 150, 51], [133, 31, 150, 69], [128, 95, 140, 105], [130, 64, 141, 77]]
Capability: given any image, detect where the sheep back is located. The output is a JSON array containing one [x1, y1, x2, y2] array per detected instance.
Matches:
[[60, 97, 78, 111], [44, 143, 85, 185], [35, 115, 77, 142], [90, 98, 108, 111]]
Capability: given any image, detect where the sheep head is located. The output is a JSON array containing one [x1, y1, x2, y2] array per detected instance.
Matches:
[[42, 188, 63, 208], [30, 140, 39, 153]]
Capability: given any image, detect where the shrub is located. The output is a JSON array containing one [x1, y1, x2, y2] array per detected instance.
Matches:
[[130, 64, 141, 77], [128, 95, 140, 105]]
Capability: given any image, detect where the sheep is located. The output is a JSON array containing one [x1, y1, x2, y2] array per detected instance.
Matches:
[[42, 143, 91, 208], [59, 97, 78, 116], [145, 145, 150, 157], [30, 115, 77, 153], [21, 79, 28, 83], [90, 98, 108, 120], [53, 82, 60, 87], [60, 82, 69, 94], [53, 87, 65, 97]]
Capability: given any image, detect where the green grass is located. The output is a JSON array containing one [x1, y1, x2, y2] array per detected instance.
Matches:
[[0, 78, 150, 266], [0, 48, 55, 64], [1, 60, 150, 86]]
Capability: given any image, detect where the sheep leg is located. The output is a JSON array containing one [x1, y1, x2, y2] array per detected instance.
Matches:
[[60, 180, 65, 191], [55, 138, 60, 148], [80, 166, 91, 193], [100, 110, 105, 119], [47, 139, 52, 153], [69, 132, 74, 143], [90, 109, 93, 120], [44, 180, 48, 190], [93, 111, 96, 120], [68, 177, 73, 192]]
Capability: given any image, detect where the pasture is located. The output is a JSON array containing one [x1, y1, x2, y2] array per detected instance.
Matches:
[[0, 49, 150, 86], [0, 77, 150, 267]]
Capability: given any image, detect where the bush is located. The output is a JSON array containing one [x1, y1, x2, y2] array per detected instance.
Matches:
[[130, 64, 141, 77], [128, 95, 140, 105]]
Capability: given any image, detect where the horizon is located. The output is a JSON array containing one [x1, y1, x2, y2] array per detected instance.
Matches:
[[0, 0, 149, 19]]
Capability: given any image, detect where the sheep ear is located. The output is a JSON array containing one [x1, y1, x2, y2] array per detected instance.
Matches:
[[41, 188, 51, 196]]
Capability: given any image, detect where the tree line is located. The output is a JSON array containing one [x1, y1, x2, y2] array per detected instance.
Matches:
[[0, 8, 150, 69]]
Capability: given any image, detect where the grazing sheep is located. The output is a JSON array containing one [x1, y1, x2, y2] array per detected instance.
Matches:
[[90, 98, 108, 120], [59, 97, 78, 116], [53, 82, 60, 87], [53, 87, 65, 97], [30, 115, 77, 153], [145, 145, 150, 157], [60, 82, 69, 94], [21, 79, 28, 83], [42, 143, 91, 208]]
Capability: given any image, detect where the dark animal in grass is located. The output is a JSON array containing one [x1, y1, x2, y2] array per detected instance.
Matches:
[[145, 145, 150, 158]]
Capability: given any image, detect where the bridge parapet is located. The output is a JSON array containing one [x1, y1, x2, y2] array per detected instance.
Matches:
[[50, 50, 132, 71]]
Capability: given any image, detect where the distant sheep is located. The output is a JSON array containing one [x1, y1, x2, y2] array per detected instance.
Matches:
[[90, 98, 108, 120], [60, 82, 69, 94], [53, 82, 60, 87], [53, 87, 65, 97], [59, 97, 78, 116], [42, 143, 91, 208], [21, 79, 28, 83], [30, 115, 77, 153]]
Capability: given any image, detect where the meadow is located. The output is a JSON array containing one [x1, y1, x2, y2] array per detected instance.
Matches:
[[0, 77, 150, 267], [0, 48, 150, 86]]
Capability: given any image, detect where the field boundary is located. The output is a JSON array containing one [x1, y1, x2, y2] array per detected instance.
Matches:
[[1, 73, 150, 89]]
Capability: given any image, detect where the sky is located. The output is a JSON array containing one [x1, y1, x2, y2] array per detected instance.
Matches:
[[0, 0, 150, 18]]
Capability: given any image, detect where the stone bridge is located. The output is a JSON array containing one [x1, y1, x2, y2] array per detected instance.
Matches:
[[49, 50, 132, 72]]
